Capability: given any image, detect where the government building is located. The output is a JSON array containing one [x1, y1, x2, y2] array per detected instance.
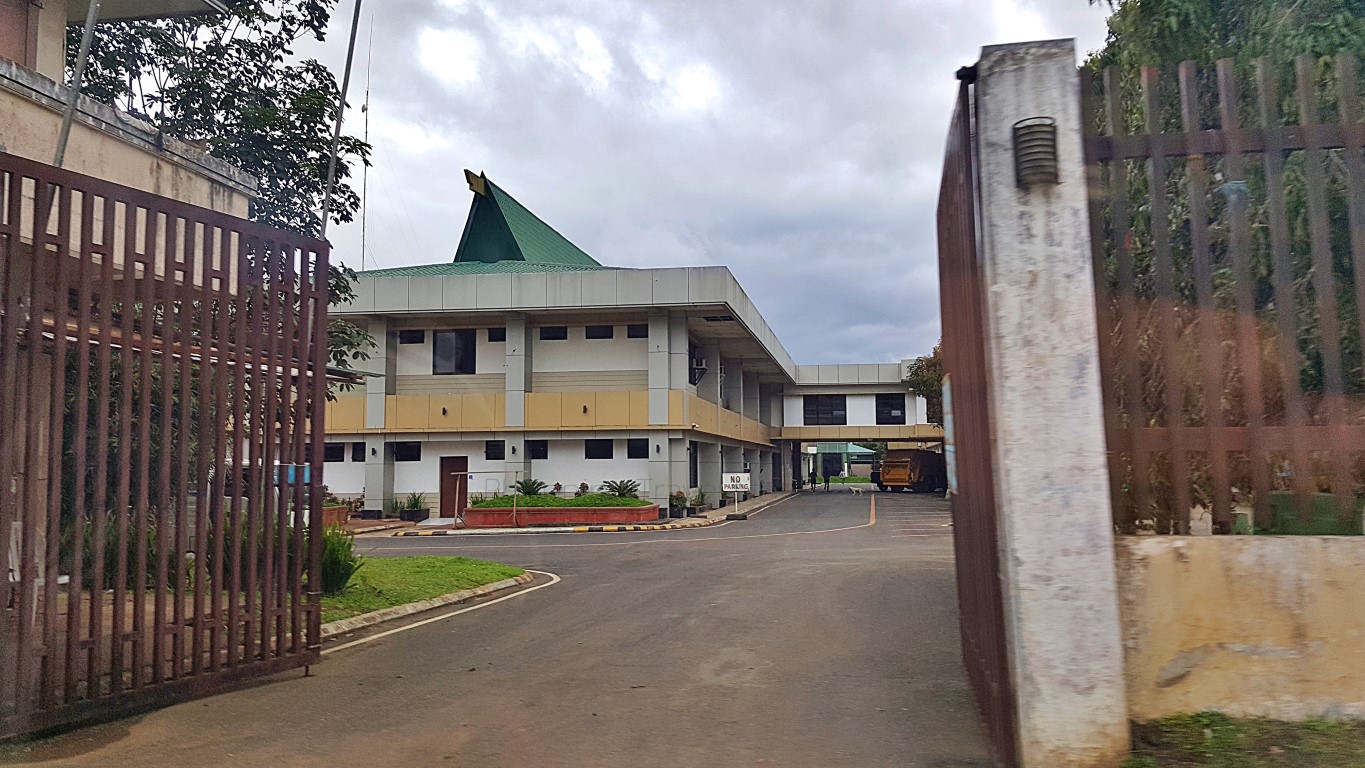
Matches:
[[323, 172, 940, 516]]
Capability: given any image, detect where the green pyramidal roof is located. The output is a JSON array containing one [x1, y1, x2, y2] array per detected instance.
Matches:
[[453, 171, 603, 268]]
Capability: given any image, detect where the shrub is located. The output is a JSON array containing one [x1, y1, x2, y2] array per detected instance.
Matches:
[[404, 491, 427, 511], [320, 524, 364, 596], [513, 478, 548, 496], [574, 482, 590, 497], [688, 490, 708, 507], [669, 491, 687, 511], [599, 479, 639, 498]]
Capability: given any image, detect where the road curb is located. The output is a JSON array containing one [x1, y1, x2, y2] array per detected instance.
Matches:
[[320, 572, 535, 640], [348, 521, 412, 535], [394, 517, 723, 536]]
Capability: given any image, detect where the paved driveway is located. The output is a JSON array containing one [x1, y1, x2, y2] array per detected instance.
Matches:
[[2, 491, 991, 767]]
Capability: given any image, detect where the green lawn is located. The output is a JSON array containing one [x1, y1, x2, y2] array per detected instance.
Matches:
[[811, 475, 871, 484], [320, 556, 524, 623], [472, 492, 653, 508], [1127, 713, 1365, 767]]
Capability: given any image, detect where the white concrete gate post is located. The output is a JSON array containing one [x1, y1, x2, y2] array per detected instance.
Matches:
[[973, 39, 1128, 766]]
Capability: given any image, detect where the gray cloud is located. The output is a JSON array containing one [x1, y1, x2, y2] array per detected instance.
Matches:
[[302, 0, 1110, 364]]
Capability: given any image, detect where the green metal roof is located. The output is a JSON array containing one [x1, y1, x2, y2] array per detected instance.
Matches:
[[355, 261, 610, 278], [452, 173, 602, 268]]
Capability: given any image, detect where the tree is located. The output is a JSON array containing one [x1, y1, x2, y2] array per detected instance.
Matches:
[[69, 0, 374, 376], [903, 341, 944, 425]]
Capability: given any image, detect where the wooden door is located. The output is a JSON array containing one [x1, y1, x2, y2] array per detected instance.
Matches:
[[440, 456, 469, 518]]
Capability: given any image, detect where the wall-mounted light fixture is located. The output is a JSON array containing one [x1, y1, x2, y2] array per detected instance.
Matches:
[[371, 447, 377, 456], [656, 444, 661, 454], [582, 405, 589, 414], [511, 445, 517, 455], [442, 407, 448, 416], [1013, 116, 1059, 188]]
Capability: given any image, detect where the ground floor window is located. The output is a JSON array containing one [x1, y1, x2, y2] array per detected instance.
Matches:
[[626, 438, 649, 459], [351, 441, 365, 462], [526, 439, 548, 460], [392, 442, 422, 462], [323, 443, 346, 462], [485, 440, 505, 460], [585, 439, 614, 459]]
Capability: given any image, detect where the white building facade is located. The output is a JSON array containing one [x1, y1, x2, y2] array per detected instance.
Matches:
[[323, 173, 940, 516]]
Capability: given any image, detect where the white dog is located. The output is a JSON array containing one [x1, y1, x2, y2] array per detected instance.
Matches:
[[849, 485, 865, 496]]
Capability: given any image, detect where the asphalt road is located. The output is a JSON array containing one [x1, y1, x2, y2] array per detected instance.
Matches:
[[2, 490, 992, 767]]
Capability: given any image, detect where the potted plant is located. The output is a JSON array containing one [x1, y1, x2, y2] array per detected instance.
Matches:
[[320, 487, 351, 527], [687, 490, 709, 516], [398, 491, 430, 522], [669, 491, 687, 519]]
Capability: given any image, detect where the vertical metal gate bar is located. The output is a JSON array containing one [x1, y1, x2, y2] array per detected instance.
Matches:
[[207, 223, 230, 674], [307, 244, 329, 652], [1103, 67, 1148, 531], [86, 194, 116, 700], [284, 246, 306, 654], [226, 227, 248, 668], [65, 187, 97, 703], [1142, 66, 1192, 533], [1215, 60, 1273, 530], [1294, 56, 1352, 525], [110, 197, 137, 697], [1176, 62, 1234, 532], [130, 206, 161, 691], [258, 241, 282, 661], [1338, 56, 1365, 427], [273, 244, 296, 658], [938, 74, 1019, 768], [190, 217, 215, 677], [241, 232, 263, 667], [1254, 62, 1316, 525]]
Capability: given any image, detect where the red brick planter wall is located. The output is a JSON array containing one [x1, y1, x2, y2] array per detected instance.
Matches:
[[463, 505, 660, 528]]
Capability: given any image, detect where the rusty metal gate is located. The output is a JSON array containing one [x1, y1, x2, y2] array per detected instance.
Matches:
[[937, 70, 1018, 768], [0, 152, 330, 738], [1084, 54, 1365, 535]]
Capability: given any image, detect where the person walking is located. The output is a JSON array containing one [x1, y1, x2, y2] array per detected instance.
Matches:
[[822, 470, 831, 491], [808, 468, 818, 491]]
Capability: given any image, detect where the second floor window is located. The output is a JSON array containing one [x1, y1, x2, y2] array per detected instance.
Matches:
[[876, 393, 907, 425], [804, 394, 847, 426], [433, 329, 476, 375]]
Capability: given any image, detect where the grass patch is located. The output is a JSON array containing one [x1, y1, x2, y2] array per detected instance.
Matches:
[[320, 556, 524, 623], [471, 493, 654, 508], [1127, 712, 1365, 767], [823, 475, 871, 484]]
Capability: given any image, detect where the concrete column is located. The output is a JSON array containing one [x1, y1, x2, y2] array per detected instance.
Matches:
[[720, 357, 741, 412], [363, 435, 393, 513], [697, 440, 722, 503], [503, 434, 528, 493], [648, 434, 688, 511], [365, 318, 395, 430], [742, 447, 759, 495], [648, 311, 685, 425], [504, 314, 531, 427], [698, 343, 721, 404], [742, 372, 760, 421], [975, 39, 1127, 767]]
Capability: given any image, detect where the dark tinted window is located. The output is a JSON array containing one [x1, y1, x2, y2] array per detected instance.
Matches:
[[585, 325, 614, 339], [626, 438, 649, 459], [876, 393, 907, 425], [585, 439, 614, 460], [804, 394, 847, 426], [392, 442, 422, 462], [397, 329, 425, 344], [626, 324, 648, 339], [433, 329, 476, 375], [689, 442, 699, 487], [539, 326, 568, 341], [323, 442, 346, 462], [487, 327, 506, 342], [526, 440, 548, 460], [485, 440, 505, 461], [351, 441, 366, 462]]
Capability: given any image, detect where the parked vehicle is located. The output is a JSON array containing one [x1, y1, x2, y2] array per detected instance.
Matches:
[[872, 449, 947, 493]]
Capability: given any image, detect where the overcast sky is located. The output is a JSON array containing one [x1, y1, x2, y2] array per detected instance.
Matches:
[[305, 0, 1111, 365]]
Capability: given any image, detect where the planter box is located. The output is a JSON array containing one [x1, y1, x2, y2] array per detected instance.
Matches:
[[463, 504, 660, 528], [398, 508, 431, 523], [322, 505, 350, 527]]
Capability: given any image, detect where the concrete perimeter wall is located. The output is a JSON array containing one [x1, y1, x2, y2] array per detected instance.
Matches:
[[1116, 536, 1365, 721]]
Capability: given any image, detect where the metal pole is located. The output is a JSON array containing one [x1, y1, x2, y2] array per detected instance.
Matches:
[[319, 0, 365, 240], [54, 1, 101, 167]]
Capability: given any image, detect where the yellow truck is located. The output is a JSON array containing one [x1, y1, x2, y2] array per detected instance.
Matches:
[[872, 449, 947, 493]]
